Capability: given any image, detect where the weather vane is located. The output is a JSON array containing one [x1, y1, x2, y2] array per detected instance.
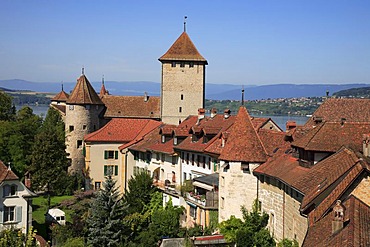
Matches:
[[184, 16, 187, 32]]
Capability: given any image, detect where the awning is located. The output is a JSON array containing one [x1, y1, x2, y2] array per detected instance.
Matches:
[[192, 181, 214, 191], [148, 163, 160, 171]]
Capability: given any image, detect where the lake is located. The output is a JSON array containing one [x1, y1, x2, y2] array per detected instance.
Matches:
[[18, 105, 309, 131]]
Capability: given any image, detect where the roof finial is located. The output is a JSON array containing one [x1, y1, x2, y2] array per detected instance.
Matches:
[[184, 16, 187, 32], [61, 81, 64, 91], [241, 85, 245, 105], [82, 66, 85, 75], [102, 75, 105, 85]]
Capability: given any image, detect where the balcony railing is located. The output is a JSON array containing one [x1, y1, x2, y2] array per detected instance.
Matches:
[[186, 191, 218, 208]]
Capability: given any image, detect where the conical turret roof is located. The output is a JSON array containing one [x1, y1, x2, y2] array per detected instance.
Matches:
[[67, 74, 104, 105], [159, 32, 207, 64], [51, 89, 69, 102], [219, 106, 268, 163]]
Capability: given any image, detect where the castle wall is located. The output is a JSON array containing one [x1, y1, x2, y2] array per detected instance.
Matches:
[[65, 104, 104, 173], [161, 62, 205, 125]]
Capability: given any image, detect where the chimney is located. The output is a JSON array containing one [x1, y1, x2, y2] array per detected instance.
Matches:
[[144, 92, 149, 102], [24, 172, 31, 189], [224, 109, 231, 119], [332, 200, 345, 234], [286, 121, 297, 132], [363, 134, 370, 157], [211, 108, 217, 118], [313, 116, 323, 124], [198, 108, 205, 122]]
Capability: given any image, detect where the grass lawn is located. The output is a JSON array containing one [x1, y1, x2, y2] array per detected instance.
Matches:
[[32, 195, 74, 239]]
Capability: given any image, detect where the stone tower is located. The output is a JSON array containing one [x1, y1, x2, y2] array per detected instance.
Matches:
[[65, 73, 105, 173], [159, 31, 208, 125]]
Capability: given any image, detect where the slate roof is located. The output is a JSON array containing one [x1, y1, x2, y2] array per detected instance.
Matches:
[[292, 122, 370, 153], [305, 98, 370, 127], [101, 95, 160, 119], [303, 195, 370, 247], [67, 75, 104, 105], [84, 118, 161, 143], [219, 106, 268, 163], [193, 173, 219, 187], [51, 90, 69, 102], [0, 160, 19, 182], [159, 32, 208, 63]]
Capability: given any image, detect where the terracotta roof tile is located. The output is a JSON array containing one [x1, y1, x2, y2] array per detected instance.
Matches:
[[51, 90, 69, 101], [305, 98, 370, 127], [159, 32, 207, 63], [258, 129, 287, 156], [0, 161, 18, 182], [303, 195, 370, 247], [292, 122, 370, 153], [101, 95, 160, 119], [84, 118, 161, 143], [219, 106, 268, 163], [67, 75, 103, 105]]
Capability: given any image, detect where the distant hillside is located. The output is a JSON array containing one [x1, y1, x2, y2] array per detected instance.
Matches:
[[1, 79, 369, 100], [333, 86, 370, 98]]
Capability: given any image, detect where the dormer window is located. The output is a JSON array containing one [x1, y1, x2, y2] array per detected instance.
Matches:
[[192, 134, 198, 142], [174, 137, 178, 145], [241, 162, 250, 174], [161, 135, 165, 143], [3, 184, 17, 197]]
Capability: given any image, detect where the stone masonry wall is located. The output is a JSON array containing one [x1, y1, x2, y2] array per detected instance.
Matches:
[[161, 62, 205, 125]]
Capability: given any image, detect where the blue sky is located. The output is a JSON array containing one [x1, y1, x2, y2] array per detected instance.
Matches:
[[1, 1, 369, 85]]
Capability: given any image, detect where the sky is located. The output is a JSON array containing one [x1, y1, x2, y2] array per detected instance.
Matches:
[[0, 1, 370, 85]]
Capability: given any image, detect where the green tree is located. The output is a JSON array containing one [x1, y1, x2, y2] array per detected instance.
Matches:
[[219, 199, 275, 247], [0, 91, 15, 121], [277, 238, 299, 247], [86, 176, 126, 247], [0, 228, 37, 247], [29, 126, 68, 207], [123, 170, 157, 215]]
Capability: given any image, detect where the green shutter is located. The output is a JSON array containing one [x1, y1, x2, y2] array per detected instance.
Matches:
[[0, 207, 3, 223], [16, 206, 22, 222], [104, 166, 107, 176], [104, 151, 108, 159], [83, 146, 86, 157], [115, 151, 118, 159], [115, 166, 118, 176]]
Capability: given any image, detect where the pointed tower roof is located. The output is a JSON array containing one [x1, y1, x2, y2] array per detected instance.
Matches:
[[219, 106, 268, 163], [51, 89, 69, 102], [67, 74, 104, 105], [159, 32, 208, 64]]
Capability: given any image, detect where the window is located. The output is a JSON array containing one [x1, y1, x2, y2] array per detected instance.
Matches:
[[183, 172, 187, 182], [69, 105, 74, 110], [3, 184, 17, 197], [77, 140, 83, 149], [180, 62, 185, 67], [146, 153, 151, 163], [171, 62, 176, 67], [192, 154, 195, 165], [241, 162, 250, 174], [104, 150, 118, 160], [179, 107, 182, 113], [221, 197, 225, 209], [189, 62, 194, 68], [161, 154, 165, 162], [156, 153, 160, 161], [180, 152, 184, 162], [189, 173, 192, 180], [186, 153, 189, 164], [174, 137, 177, 145], [104, 165, 118, 176], [69, 125, 74, 132], [161, 135, 165, 143], [221, 176, 225, 186], [83, 125, 86, 130], [95, 182, 101, 190], [223, 163, 230, 172], [4, 206, 15, 222], [172, 156, 177, 165], [172, 172, 176, 183], [85, 105, 90, 110], [134, 151, 139, 161], [180, 94, 184, 100], [190, 206, 197, 218]]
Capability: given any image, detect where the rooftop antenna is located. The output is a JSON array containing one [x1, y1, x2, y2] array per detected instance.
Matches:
[[184, 16, 187, 32], [82, 66, 85, 75], [241, 85, 245, 105]]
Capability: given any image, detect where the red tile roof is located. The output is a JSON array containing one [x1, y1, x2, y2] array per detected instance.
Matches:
[[84, 118, 161, 143], [292, 122, 370, 153], [101, 95, 160, 119], [67, 75, 103, 105], [303, 195, 370, 247], [51, 90, 69, 101], [219, 107, 268, 163], [258, 129, 287, 156], [305, 98, 370, 127], [0, 161, 19, 182], [159, 32, 207, 63]]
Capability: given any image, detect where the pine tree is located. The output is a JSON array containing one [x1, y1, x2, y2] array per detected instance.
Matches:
[[87, 175, 126, 247]]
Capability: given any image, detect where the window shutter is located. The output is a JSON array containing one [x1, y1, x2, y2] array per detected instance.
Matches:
[[115, 151, 118, 159], [0, 207, 3, 223], [16, 206, 22, 222], [115, 166, 118, 176], [104, 166, 107, 176], [104, 151, 108, 159]]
